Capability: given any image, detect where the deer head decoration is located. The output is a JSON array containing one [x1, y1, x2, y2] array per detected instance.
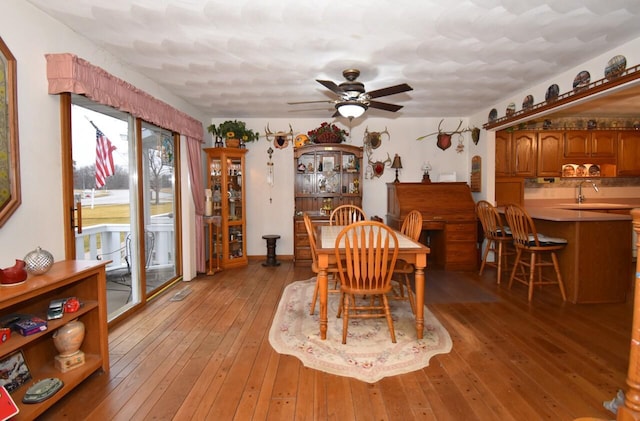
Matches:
[[265, 123, 294, 149], [416, 119, 479, 151], [368, 152, 392, 178], [363, 126, 390, 150]]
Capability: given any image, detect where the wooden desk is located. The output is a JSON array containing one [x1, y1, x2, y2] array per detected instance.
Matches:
[[316, 225, 430, 340], [386, 182, 477, 271], [204, 216, 222, 275]]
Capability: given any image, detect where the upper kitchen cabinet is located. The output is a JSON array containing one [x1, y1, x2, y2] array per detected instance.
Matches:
[[617, 131, 640, 176], [537, 131, 563, 177], [495, 130, 537, 177], [563, 130, 617, 160]]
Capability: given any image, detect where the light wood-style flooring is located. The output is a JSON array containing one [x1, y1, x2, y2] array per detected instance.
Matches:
[[41, 260, 633, 420]]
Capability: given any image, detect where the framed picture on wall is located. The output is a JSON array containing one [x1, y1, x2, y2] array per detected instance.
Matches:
[[0, 37, 21, 228]]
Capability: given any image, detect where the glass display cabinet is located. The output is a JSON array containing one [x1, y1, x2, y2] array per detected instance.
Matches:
[[204, 147, 248, 268], [293, 144, 363, 266]]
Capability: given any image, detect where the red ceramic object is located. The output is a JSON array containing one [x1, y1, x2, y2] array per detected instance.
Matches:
[[0, 259, 28, 285]]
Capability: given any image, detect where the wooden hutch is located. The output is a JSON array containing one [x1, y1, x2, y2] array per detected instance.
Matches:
[[293, 144, 363, 266]]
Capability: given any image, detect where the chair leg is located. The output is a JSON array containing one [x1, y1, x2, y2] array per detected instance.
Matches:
[[508, 249, 522, 289], [342, 293, 349, 344], [404, 273, 416, 314], [381, 294, 396, 343], [496, 242, 503, 284], [551, 252, 567, 301], [310, 278, 319, 315], [528, 252, 537, 302], [479, 239, 492, 276]]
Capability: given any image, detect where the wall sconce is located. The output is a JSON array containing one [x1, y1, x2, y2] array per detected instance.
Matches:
[[391, 154, 402, 183]]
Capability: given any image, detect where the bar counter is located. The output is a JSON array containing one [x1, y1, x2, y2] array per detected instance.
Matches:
[[517, 201, 635, 303]]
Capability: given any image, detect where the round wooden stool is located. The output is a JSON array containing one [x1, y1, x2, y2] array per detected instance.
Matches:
[[262, 235, 281, 267]]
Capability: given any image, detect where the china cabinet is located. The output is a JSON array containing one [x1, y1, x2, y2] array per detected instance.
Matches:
[[293, 144, 363, 266], [0, 260, 109, 420], [204, 148, 248, 268]]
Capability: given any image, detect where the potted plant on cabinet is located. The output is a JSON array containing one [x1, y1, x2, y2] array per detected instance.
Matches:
[[208, 120, 260, 148]]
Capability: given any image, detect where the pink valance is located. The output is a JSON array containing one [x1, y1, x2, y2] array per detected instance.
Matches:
[[46, 53, 203, 141]]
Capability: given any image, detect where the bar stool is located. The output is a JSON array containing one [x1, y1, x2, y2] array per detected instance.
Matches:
[[504, 203, 567, 302], [476, 201, 514, 284]]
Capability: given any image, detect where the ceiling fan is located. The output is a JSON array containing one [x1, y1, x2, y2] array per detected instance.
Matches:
[[288, 69, 413, 119]]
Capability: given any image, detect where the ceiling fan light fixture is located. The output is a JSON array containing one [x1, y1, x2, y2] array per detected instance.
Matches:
[[337, 101, 367, 118]]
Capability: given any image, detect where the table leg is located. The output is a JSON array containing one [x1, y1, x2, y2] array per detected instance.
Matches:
[[318, 255, 329, 340], [414, 266, 425, 339]]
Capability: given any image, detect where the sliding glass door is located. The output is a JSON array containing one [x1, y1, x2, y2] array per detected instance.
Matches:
[[67, 95, 179, 321]]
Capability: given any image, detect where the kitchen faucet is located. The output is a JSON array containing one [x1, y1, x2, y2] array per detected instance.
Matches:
[[577, 179, 599, 203]]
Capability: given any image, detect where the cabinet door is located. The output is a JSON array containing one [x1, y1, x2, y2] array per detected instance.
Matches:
[[590, 131, 617, 158], [495, 131, 512, 176], [618, 131, 640, 176], [512, 131, 537, 177], [537, 131, 562, 176], [563, 131, 590, 158]]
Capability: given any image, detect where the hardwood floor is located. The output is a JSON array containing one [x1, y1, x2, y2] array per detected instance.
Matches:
[[41, 260, 633, 420]]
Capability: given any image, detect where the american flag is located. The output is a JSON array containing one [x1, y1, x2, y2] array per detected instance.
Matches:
[[95, 127, 117, 188]]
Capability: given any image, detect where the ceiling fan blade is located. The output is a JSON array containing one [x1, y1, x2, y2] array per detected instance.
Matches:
[[367, 83, 413, 99], [288, 100, 334, 105], [369, 101, 403, 112], [316, 79, 344, 95], [288, 107, 335, 112]]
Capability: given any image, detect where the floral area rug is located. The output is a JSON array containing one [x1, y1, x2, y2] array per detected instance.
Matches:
[[268, 278, 452, 383]]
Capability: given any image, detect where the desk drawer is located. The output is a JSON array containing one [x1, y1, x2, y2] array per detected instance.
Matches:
[[446, 223, 476, 241]]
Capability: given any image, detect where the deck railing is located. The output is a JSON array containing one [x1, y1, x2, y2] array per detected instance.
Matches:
[[75, 216, 175, 272]]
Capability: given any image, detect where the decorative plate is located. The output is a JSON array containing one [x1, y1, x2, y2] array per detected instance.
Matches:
[[505, 102, 516, 117], [573, 70, 591, 91], [562, 164, 576, 178], [22, 378, 64, 404], [576, 165, 588, 177], [545, 84, 559, 101], [522, 95, 534, 110], [605, 55, 627, 80], [488, 108, 498, 122], [588, 164, 601, 177]]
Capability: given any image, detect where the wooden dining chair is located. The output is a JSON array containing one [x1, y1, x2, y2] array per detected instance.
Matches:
[[391, 210, 422, 313], [476, 200, 515, 284], [304, 213, 342, 315], [335, 221, 399, 344], [504, 203, 567, 302], [329, 204, 366, 226]]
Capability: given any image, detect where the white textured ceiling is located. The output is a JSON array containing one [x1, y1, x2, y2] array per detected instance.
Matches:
[[26, 0, 640, 119]]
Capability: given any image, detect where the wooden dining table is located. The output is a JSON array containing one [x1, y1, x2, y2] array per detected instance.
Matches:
[[315, 224, 431, 340]]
